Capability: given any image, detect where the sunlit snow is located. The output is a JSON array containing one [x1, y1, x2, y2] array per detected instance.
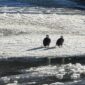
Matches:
[[0, 13, 85, 58]]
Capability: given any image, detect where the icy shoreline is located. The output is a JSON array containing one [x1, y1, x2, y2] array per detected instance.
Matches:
[[0, 7, 85, 14]]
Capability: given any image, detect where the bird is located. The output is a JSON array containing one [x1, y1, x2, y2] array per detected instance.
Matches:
[[56, 36, 64, 47], [43, 35, 51, 48]]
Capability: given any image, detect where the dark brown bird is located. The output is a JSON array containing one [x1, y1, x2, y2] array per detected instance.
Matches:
[[56, 36, 64, 47], [43, 35, 51, 48]]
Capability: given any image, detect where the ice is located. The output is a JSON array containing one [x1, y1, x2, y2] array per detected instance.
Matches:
[[0, 13, 85, 58], [50, 82, 64, 85], [2, 77, 10, 82], [71, 73, 80, 79], [31, 63, 85, 79], [6, 81, 18, 85], [1, 64, 85, 85]]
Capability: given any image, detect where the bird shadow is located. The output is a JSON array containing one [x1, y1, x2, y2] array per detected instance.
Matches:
[[44, 46, 56, 50], [27, 46, 44, 51]]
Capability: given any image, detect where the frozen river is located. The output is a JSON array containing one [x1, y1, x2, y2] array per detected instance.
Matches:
[[0, 1, 85, 84]]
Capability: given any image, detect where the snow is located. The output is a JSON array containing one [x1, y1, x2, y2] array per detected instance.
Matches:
[[0, 13, 85, 58]]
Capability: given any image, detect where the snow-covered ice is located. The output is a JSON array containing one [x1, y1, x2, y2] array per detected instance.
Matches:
[[0, 13, 85, 58]]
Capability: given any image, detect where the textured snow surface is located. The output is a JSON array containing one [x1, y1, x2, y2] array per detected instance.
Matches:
[[0, 13, 85, 58]]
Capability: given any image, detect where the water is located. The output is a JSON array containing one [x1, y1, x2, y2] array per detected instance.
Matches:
[[0, 0, 84, 7], [1, 63, 85, 85], [0, 57, 85, 85], [0, 0, 85, 14]]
